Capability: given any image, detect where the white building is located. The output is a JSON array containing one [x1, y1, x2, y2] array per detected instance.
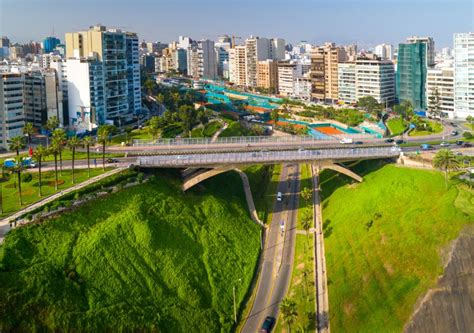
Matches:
[[338, 63, 357, 104], [454, 32, 474, 119], [277, 62, 297, 96], [0, 73, 24, 149], [293, 77, 312, 100], [270, 38, 285, 60], [355, 58, 395, 104], [374, 44, 393, 60], [229, 46, 247, 86], [245, 36, 271, 87], [427, 67, 455, 118], [198, 39, 218, 79], [66, 58, 105, 132]]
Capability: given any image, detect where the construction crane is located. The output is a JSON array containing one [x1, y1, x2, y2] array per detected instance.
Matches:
[[231, 36, 242, 48]]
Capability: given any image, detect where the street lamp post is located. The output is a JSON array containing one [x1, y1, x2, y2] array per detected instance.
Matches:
[[233, 278, 242, 323]]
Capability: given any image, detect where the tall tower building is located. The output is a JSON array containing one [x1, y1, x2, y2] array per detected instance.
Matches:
[[406, 36, 435, 67], [0, 73, 25, 149], [374, 44, 393, 60], [198, 39, 218, 79], [43, 36, 61, 53], [245, 37, 270, 87], [65, 25, 141, 128], [454, 32, 474, 119], [229, 46, 247, 86]]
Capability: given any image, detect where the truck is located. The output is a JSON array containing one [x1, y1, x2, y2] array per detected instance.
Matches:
[[3, 157, 37, 169], [3, 158, 16, 168]]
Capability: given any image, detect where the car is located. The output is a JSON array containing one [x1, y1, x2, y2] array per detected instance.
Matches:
[[420, 144, 433, 150], [277, 192, 282, 202], [462, 142, 472, 147], [440, 141, 450, 147], [354, 141, 364, 145], [261, 316, 276, 333], [384, 138, 395, 143], [298, 148, 306, 153], [106, 158, 119, 163], [451, 130, 458, 136], [456, 140, 464, 146], [455, 152, 463, 156], [395, 139, 405, 145], [339, 138, 353, 144]]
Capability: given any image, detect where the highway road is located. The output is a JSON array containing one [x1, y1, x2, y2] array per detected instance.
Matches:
[[242, 163, 299, 333]]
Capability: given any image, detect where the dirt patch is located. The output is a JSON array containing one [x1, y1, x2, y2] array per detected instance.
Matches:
[[297, 263, 305, 270], [380, 233, 387, 245], [383, 262, 394, 276], [21, 188, 35, 196], [344, 302, 354, 316], [404, 225, 474, 333], [48, 179, 65, 187]]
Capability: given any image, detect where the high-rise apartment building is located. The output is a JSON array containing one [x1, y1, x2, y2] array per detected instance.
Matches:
[[187, 40, 218, 79], [270, 38, 285, 61], [65, 25, 141, 127], [229, 46, 247, 86], [338, 63, 357, 104], [257, 59, 278, 92], [374, 44, 394, 60], [43, 36, 61, 53], [396, 41, 428, 110], [454, 32, 474, 119], [427, 67, 454, 118], [310, 43, 347, 102], [355, 57, 395, 104], [407, 36, 435, 67], [277, 62, 297, 96], [0, 73, 25, 149], [245, 37, 271, 87]]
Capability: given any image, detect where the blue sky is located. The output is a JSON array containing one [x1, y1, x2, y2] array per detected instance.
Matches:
[[1, 0, 473, 49]]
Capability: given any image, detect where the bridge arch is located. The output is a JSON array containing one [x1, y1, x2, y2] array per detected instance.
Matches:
[[317, 162, 363, 182]]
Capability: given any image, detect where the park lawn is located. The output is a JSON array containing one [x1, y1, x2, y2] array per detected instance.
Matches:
[[203, 121, 223, 137], [275, 233, 316, 333], [298, 163, 313, 230], [0, 168, 109, 217], [0, 170, 260, 332], [220, 121, 252, 137], [320, 163, 473, 333], [409, 120, 443, 137], [245, 164, 282, 224], [110, 128, 152, 145], [387, 117, 406, 135]]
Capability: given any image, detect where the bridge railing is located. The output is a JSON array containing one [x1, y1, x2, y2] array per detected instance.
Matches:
[[133, 134, 375, 147], [137, 146, 400, 167]]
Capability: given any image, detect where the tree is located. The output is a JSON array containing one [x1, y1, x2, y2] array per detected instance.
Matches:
[[466, 115, 473, 129], [433, 149, 461, 189], [357, 96, 380, 114], [178, 105, 197, 136], [11, 157, 26, 206], [271, 109, 279, 125], [301, 210, 312, 244], [50, 138, 61, 190], [301, 187, 312, 202], [144, 78, 155, 95], [148, 116, 162, 139], [8, 136, 26, 156], [23, 122, 34, 148], [97, 125, 117, 171], [32, 145, 48, 197], [82, 136, 95, 178], [280, 298, 298, 333], [428, 87, 441, 119], [67, 136, 82, 184], [45, 116, 60, 147], [52, 128, 66, 175]]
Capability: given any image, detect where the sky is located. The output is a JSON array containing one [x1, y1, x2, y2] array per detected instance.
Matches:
[[1, 0, 473, 49]]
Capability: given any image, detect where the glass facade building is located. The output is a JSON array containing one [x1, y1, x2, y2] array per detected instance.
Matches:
[[43, 36, 61, 53], [396, 42, 427, 110]]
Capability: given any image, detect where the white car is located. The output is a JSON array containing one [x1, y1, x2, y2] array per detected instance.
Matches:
[[339, 138, 353, 144], [277, 192, 283, 201]]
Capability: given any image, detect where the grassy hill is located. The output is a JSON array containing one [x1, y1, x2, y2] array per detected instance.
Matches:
[[320, 162, 473, 332], [0, 170, 260, 332]]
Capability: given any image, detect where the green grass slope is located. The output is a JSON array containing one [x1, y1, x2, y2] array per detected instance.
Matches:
[[0, 171, 260, 332], [321, 164, 473, 333]]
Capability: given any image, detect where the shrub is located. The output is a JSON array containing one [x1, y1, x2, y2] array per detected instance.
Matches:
[[462, 131, 472, 139], [137, 173, 144, 184], [21, 173, 33, 183]]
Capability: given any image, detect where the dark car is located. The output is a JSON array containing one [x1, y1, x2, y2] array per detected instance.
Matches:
[[106, 158, 119, 163], [261, 316, 276, 333], [451, 130, 458, 136], [354, 141, 364, 145], [384, 138, 394, 143], [395, 139, 405, 145], [462, 142, 472, 148], [456, 140, 464, 146]]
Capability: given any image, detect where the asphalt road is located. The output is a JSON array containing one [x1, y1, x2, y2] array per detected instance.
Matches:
[[242, 163, 299, 333]]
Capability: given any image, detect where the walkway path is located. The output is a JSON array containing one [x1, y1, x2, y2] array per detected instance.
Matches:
[[311, 164, 330, 333], [210, 122, 228, 143], [235, 169, 264, 227], [0, 167, 127, 243]]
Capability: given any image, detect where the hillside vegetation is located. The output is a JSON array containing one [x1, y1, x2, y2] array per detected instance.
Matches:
[[0, 170, 260, 332], [320, 162, 473, 332]]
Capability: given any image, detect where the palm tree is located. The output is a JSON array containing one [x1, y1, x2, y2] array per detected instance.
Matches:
[[8, 136, 26, 156], [67, 136, 82, 184], [433, 149, 461, 189], [301, 186, 312, 202], [82, 136, 95, 178], [52, 128, 66, 175], [45, 116, 59, 147], [23, 122, 34, 148], [97, 125, 116, 171], [32, 145, 48, 197], [50, 139, 61, 191], [12, 157, 26, 206], [301, 210, 312, 244], [280, 298, 298, 333]]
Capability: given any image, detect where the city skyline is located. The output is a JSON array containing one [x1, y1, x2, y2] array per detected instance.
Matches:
[[1, 0, 473, 48]]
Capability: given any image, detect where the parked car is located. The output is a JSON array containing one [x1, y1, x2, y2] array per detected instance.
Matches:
[[354, 141, 364, 145], [384, 138, 394, 143], [456, 140, 464, 146], [298, 148, 306, 153], [106, 158, 119, 163], [440, 141, 450, 147], [261, 316, 276, 333], [462, 142, 472, 147], [395, 139, 405, 145], [451, 130, 458, 136]]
